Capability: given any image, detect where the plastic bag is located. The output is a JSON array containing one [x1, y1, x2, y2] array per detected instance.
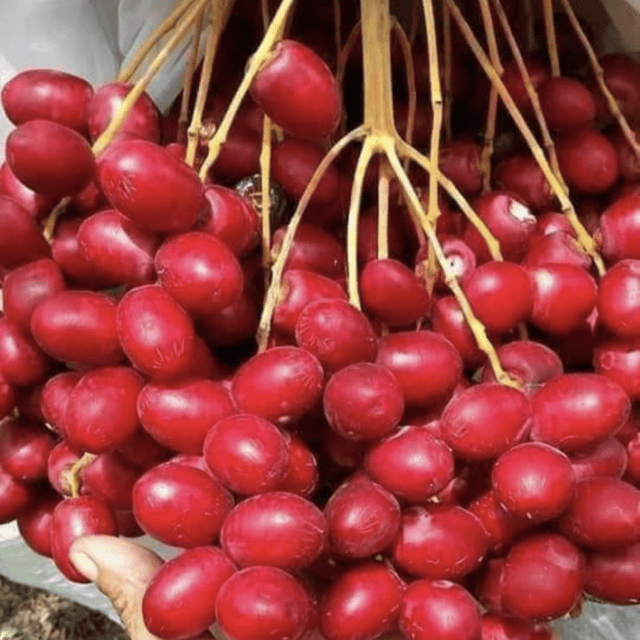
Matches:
[[1, 0, 640, 635]]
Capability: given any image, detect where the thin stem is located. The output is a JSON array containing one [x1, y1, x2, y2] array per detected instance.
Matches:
[[400, 140, 503, 260], [490, 0, 565, 184], [543, 0, 561, 76], [199, 0, 298, 180], [384, 139, 518, 388], [118, 0, 197, 82], [377, 160, 391, 259], [256, 126, 366, 350], [62, 452, 96, 499], [43, 197, 70, 243], [260, 115, 273, 289], [347, 138, 376, 308], [445, 0, 604, 275], [94, 0, 211, 155], [558, 0, 640, 162], [186, 0, 235, 168], [178, 8, 205, 145]]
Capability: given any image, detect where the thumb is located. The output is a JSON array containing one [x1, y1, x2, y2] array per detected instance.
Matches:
[[69, 534, 164, 640]]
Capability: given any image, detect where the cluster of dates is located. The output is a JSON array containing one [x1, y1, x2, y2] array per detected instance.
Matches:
[[2, 4, 640, 640]]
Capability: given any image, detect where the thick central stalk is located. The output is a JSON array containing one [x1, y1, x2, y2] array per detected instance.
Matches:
[[360, 0, 397, 136]]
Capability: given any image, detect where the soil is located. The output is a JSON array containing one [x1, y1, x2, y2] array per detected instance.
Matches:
[[0, 573, 128, 640]]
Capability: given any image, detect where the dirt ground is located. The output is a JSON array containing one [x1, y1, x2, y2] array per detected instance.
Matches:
[[0, 573, 128, 640]]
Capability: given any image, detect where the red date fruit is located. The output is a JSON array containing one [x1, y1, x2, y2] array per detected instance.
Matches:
[[132, 462, 233, 547], [155, 231, 244, 315], [251, 39, 341, 141], [221, 491, 327, 570], [597, 259, 640, 339], [142, 546, 236, 640], [51, 496, 117, 583], [493, 154, 555, 212], [65, 366, 143, 454], [0, 465, 36, 524], [6, 120, 95, 197], [392, 505, 488, 580], [0, 162, 56, 221], [2, 258, 65, 332], [0, 195, 50, 270], [137, 378, 235, 455], [440, 383, 531, 461], [2, 69, 93, 134], [30, 290, 123, 366], [538, 76, 596, 131], [79, 451, 141, 510], [17, 488, 60, 557], [232, 346, 324, 424], [399, 579, 482, 640], [203, 414, 289, 496], [87, 81, 160, 143], [77, 209, 159, 287], [116, 284, 196, 381], [480, 613, 553, 640], [215, 566, 315, 640], [40, 371, 81, 438], [376, 331, 462, 409], [438, 139, 483, 198], [594, 339, 640, 402], [530, 373, 631, 453], [598, 195, 640, 262], [586, 541, 640, 604], [501, 59, 549, 118], [0, 418, 56, 481], [571, 436, 627, 483], [319, 562, 404, 640], [364, 426, 455, 502], [0, 317, 51, 386], [97, 139, 205, 233], [278, 433, 318, 497], [324, 476, 400, 559], [491, 442, 575, 523]]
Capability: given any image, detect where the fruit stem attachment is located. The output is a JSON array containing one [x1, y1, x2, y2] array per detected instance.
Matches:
[[43, 197, 70, 243], [93, 0, 211, 155], [445, 0, 605, 276], [198, 0, 298, 180], [543, 0, 561, 76], [61, 452, 96, 499], [558, 0, 640, 162]]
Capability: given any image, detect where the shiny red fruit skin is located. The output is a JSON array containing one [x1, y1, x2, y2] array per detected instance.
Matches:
[[65, 366, 144, 454], [1, 69, 93, 134], [50, 496, 117, 582], [221, 491, 327, 570], [528, 263, 597, 335], [30, 290, 123, 366], [79, 451, 141, 510], [0, 195, 50, 270], [440, 383, 531, 461], [597, 259, 640, 338], [132, 462, 233, 547], [0, 417, 57, 481], [116, 284, 196, 381], [499, 533, 585, 622], [215, 566, 315, 640], [594, 339, 640, 401], [155, 231, 244, 315], [571, 436, 627, 483], [278, 433, 318, 497], [501, 59, 550, 118], [40, 371, 81, 438], [251, 39, 341, 141], [463, 261, 533, 334], [555, 127, 619, 194], [559, 477, 640, 549], [480, 613, 553, 640], [0, 464, 37, 524], [0, 161, 57, 221], [598, 194, 640, 262], [0, 374, 16, 422], [376, 331, 462, 409], [17, 489, 61, 557], [491, 442, 575, 523], [87, 81, 160, 143], [6, 120, 95, 197], [364, 426, 455, 502], [586, 541, 640, 604], [319, 562, 404, 640], [231, 346, 324, 425], [142, 546, 236, 640], [77, 209, 159, 287], [399, 579, 482, 640], [538, 76, 596, 131], [359, 258, 430, 327], [438, 139, 483, 197], [593, 53, 640, 121], [137, 378, 235, 454], [324, 475, 401, 559], [0, 317, 51, 386], [97, 139, 205, 233], [203, 414, 289, 496], [2, 258, 66, 332], [392, 505, 488, 581], [198, 292, 259, 348], [531, 373, 631, 453], [481, 340, 563, 397], [493, 154, 555, 211]]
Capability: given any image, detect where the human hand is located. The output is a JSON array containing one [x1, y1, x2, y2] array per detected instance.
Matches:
[[69, 535, 214, 640]]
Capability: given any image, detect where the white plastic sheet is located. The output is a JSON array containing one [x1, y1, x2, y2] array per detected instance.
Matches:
[[2, 0, 640, 635]]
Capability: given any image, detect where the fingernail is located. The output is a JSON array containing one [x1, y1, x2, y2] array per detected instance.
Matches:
[[70, 551, 98, 582]]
